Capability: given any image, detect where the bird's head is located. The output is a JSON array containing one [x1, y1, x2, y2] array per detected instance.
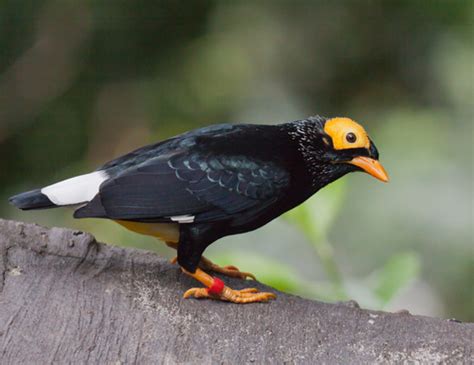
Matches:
[[289, 116, 389, 186]]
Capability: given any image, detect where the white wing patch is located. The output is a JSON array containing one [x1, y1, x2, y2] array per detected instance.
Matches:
[[41, 171, 108, 206], [170, 215, 195, 224]]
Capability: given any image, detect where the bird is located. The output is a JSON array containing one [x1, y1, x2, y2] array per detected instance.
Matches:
[[9, 116, 388, 303]]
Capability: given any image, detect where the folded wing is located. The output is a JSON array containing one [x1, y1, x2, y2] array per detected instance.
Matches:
[[74, 151, 290, 223]]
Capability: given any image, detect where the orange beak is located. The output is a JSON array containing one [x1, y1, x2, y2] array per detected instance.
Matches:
[[349, 156, 389, 182]]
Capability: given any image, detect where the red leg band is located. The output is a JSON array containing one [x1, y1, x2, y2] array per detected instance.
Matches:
[[207, 277, 224, 295]]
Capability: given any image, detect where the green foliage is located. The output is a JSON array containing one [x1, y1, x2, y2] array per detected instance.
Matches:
[[371, 252, 421, 307], [285, 180, 348, 299], [285, 181, 421, 307], [285, 180, 347, 243], [213, 179, 421, 309]]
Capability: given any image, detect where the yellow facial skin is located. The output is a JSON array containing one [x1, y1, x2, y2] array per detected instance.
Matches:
[[323, 117, 370, 150], [324, 117, 389, 182]]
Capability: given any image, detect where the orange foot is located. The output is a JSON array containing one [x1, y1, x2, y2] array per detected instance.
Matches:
[[183, 286, 276, 303], [182, 268, 276, 304], [170, 256, 256, 280]]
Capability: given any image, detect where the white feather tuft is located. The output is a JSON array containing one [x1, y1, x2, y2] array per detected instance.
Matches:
[[41, 171, 108, 206], [170, 215, 195, 223]]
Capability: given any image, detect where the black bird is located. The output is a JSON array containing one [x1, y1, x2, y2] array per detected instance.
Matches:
[[9, 116, 388, 303]]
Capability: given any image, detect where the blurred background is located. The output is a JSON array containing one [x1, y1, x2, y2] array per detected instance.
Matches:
[[1, 1, 472, 320]]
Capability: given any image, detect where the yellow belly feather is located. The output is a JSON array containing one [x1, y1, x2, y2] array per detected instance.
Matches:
[[115, 220, 180, 243]]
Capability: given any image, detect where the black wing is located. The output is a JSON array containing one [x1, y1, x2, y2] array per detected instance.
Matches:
[[75, 151, 290, 223]]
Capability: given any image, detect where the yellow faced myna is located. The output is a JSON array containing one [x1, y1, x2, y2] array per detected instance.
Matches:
[[10, 116, 388, 303]]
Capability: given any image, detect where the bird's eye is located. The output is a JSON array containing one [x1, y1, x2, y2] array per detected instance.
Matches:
[[346, 132, 357, 143]]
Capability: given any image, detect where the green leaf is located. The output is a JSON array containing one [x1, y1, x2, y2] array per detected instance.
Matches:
[[284, 179, 347, 242], [370, 252, 421, 306], [283, 180, 347, 293]]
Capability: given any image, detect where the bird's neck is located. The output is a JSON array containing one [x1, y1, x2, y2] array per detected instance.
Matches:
[[281, 118, 351, 192]]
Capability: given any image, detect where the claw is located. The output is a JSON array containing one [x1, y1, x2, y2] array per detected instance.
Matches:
[[219, 269, 257, 281], [199, 256, 257, 280], [223, 265, 239, 271], [183, 287, 208, 299]]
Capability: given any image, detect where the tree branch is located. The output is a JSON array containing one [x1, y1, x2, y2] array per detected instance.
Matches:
[[0, 219, 472, 364]]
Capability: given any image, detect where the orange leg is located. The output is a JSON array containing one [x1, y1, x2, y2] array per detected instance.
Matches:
[[167, 242, 256, 280], [182, 268, 276, 304]]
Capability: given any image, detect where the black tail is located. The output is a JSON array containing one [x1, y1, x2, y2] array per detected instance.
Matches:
[[9, 189, 56, 210]]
